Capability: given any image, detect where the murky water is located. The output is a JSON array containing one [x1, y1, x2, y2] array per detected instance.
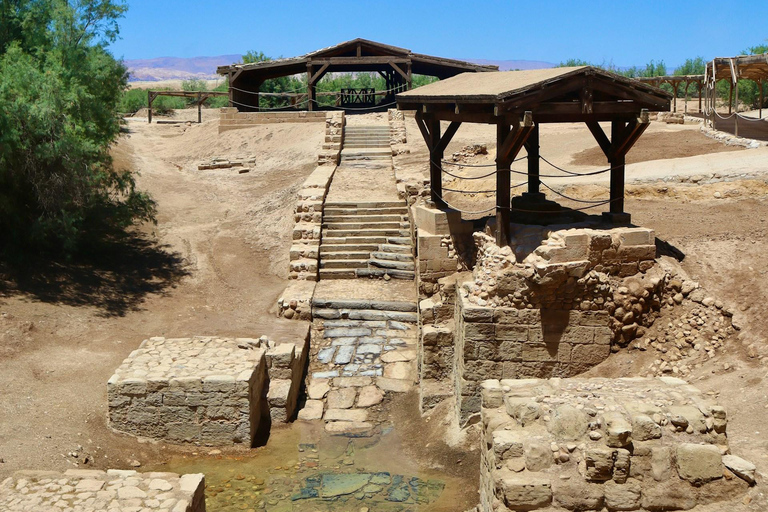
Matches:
[[153, 422, 471, 511]]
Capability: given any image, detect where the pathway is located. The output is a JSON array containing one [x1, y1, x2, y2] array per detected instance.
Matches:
[[298, 120, 420, 434]]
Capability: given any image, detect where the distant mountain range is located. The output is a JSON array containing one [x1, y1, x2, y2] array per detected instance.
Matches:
[[124, 55, 556, 82], [467, 59, 556, 71], [125, 55, 241, 81]]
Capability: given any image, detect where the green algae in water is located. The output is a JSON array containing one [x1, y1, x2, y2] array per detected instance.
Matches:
[[150, 424, 457, 511]]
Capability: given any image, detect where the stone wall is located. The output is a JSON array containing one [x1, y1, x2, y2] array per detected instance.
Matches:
[[264, 327, 311, 424], [480, 377, 755, 512], [388, 108, 406, 144], [289, 165, 336, 281], [219, 107, 327, 132], [0, 469, 205, 512], [318, 111, 345, 166], [455, 293, 612, 422], [108, 336, 267, 446]]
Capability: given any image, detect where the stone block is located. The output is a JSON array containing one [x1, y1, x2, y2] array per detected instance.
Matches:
[[498, 473, 552, 510], [617, 228, 654, 246], [676, 443, 723, 484], [552, 479, 605, 511], [584, 448, 616, 481], [571, 344, 610, 366], [603, 479, 642, 511]]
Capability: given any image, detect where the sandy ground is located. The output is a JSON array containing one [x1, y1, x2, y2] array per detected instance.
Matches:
[[0, 114, 323, 476], [3, 108, 768, 509]]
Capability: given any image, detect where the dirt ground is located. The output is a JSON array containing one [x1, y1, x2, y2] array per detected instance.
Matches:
[[3, 109, 768, 509], [0, 114, 323, 476]]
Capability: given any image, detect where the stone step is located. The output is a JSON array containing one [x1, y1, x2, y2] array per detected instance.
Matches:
[[323, 214, 405, 223], [356, 268, 415, 280], [379, 243, 412, 254], [318, 268, 357, 279], [325, 201, 406, 209], [370, 251, 413, 262], [319, 259, 369, 269], [343, 144, 391, 149], [311, 298, 417, 312], [324, 221, 406, 230], [323, 207, 408, 216], [340, 155, 392, 161], [322, 236, 411, 246], [345, 128, 390, 133], [323, 228, 409, 238], [320, 251, 372, 260], [324, 309, 419, 322], [370, 259, 415, 271], [320, 243, 380, 253]]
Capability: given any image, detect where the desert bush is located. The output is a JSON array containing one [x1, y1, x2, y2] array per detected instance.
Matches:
[[0, 0, 155, 254]]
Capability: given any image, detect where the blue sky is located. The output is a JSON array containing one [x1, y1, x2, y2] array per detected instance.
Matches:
[[110, 0, 768, 68]]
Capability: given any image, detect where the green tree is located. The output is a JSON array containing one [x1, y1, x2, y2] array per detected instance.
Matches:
[[0, 0, 155, 253], [239, 50, 304, 109]]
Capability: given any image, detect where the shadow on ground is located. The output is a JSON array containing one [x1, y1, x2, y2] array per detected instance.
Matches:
[[0, 232, 189, 317]]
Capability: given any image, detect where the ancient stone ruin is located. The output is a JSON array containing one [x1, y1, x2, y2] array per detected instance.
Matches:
[[480, 377, 754, 512]]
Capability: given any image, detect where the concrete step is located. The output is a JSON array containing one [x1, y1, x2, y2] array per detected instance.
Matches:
[[311, 298, 417, 312], [370, 251, 413, 262], [370, 259, 415, 271], [325, 201, 406, 209], [319, 259, 369, 269], [356, 268, 415, 280]]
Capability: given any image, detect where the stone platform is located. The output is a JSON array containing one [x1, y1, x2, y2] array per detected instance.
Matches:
[[0, 469, 205, 512], [480, 377, 755, 512], [108, 336, 267, 446]]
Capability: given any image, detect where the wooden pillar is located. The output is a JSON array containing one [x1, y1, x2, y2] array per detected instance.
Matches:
[[406, 62, 412, 90], [671, 82, 677, 113], [760, 79, 764, 119], [728, 80, 734, 114], [698, 81, 703, 113], [228, 72, 233, 108], [428, 116, 444, 207], [496, 122, 512, 246], [524, 124, 541, 197], [197, 92, 202, 124], [684, 82, 690, 114], [609, 120, 626, 215], [307, 65, 315, 111], [148, 91, 154, 124], [734, 79, 739, 137]]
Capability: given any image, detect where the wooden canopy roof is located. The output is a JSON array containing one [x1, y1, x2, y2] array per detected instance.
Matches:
[[711, 53, 768, 81], [397, 66, 672, 123], [216, 38, 497, 80]]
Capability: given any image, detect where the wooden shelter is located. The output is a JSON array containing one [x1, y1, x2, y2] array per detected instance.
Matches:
[[216, 38, 497, 112], [705, 53, 768, 134], [636, 75, 705, 113], [396, 66, 672, 245]]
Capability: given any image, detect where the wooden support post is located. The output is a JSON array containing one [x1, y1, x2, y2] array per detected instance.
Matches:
[[728, 80, 734, 115], [148, 91, 154, 124], [760, 79, 764, 119], [198, 92, 202, 124], [496, 122, 512, 246], [734, 79, 739, 137], [306, 65, 315, 111], [428, 116, 443, 207], [524, 124, 541, 197], [609, 119, 626, 216], [698, 82, 703, 113], [684, 82, 690, 114], [407, 62, 412, 90]]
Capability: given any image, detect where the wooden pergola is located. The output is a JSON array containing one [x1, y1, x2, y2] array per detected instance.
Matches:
[[705, 53, 768, 134], [396, 66, 672, 245], [635, 75, 705, 113], [216, 38, 497, 112]]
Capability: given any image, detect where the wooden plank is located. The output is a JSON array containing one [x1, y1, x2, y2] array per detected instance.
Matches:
[[309, 63, 330, 85], [390, 62, 409, 82], [609, 120, 626, 214], [312, 57, 410, 65], [496, 122, 512, 247], [427, 115, 445, 207], [524, 124, 540, 195], [434, 121, 461, 154], [414, 111, 433, 150], [585, 120, 611, 156]]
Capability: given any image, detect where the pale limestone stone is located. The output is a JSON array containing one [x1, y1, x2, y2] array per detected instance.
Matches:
[[324, 408, 368, 422], [356, 386, 384, 407], [297, 400, 324, 421], [307, 380, 330, 400], [326, 388, 357, 409]]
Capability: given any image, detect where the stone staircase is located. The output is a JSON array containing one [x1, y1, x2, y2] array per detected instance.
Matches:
[[340, 126, 392, 164], [319, 201, 415, 280], [298, 297, 419, 434]]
